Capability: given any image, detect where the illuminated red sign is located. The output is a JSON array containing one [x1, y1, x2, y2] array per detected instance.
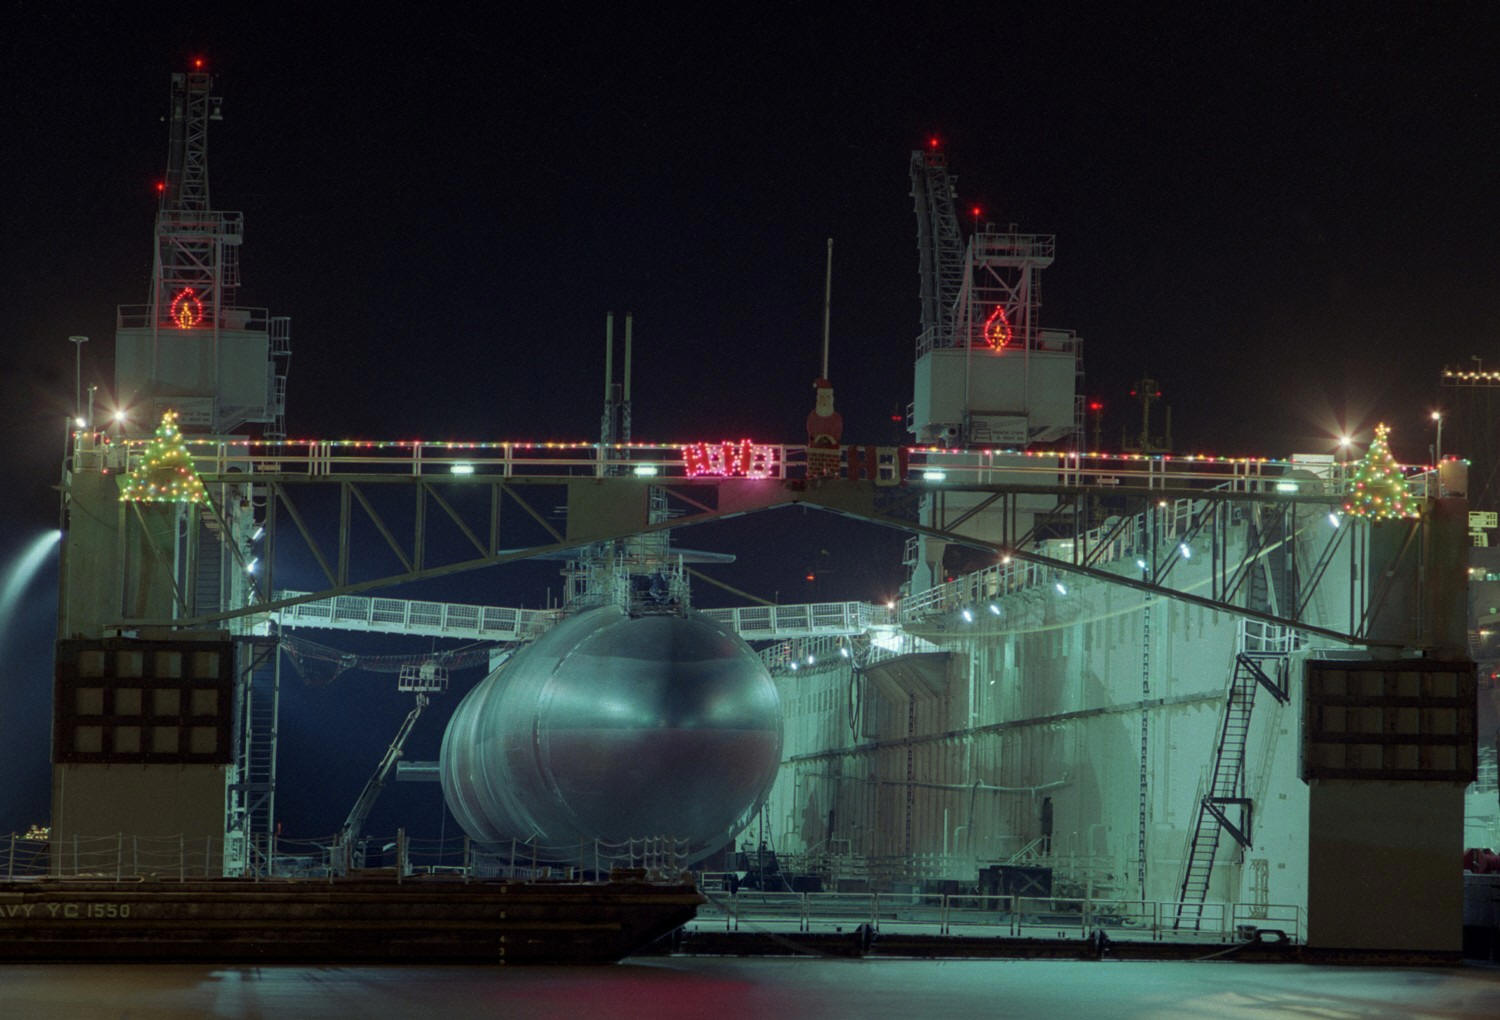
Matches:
[[983, 304, 1012, 350], [682, 440, 776, 478], [169, 287, 204, 329]]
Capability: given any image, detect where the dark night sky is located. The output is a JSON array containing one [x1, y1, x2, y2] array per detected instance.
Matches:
[[2, 4, 1498, 836]]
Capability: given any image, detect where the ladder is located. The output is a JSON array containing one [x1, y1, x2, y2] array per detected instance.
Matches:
[[192, 519, 223, 617], [1137, 592, 1151, 902], [1173, 650, 1289, 929], [225, 637, 279, 876]]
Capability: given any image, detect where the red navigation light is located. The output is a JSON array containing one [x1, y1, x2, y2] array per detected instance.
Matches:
[[928, 136, 940, 149], [155, 181, 165, 193], [804, 573, 816, 582], [1088, 401, 1104, 412], [971, 206, 981, 218], [192, 57, 204, 70]]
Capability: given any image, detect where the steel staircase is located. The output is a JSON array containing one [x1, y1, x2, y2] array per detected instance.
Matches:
[[1173, 649, 1289, 930], [225, 637, 279, 876], [192, 519, 223, 617]]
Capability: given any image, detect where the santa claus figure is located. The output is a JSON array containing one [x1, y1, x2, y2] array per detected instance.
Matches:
[[806, 377, 843, 477]]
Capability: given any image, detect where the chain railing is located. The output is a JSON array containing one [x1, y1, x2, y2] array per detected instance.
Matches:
[[3, 834, 49, 880], [4, 833, 225, 880]]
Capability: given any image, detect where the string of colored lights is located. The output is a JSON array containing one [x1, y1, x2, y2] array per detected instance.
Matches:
[[83, 420, 1453, 488], [89, 432, 1433, 464], [1342, 423, 1419, 520], [118, 410, 208, 504]]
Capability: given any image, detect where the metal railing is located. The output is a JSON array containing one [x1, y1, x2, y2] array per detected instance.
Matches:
[[4, 831, 692, 885], [6, 832, 1304, 944], [694, 888, 1304, 943], [72, 427, 1408, 493], [117, 299, 267, 332], [1238, 618, 1305, 655], [273, 590, 561, 641], [4, 833, 225, 881], [898, 492, 1208, 623], [272, 590, 898, 645], [758, 628, 944, 676], [700, 601, 896, 640]]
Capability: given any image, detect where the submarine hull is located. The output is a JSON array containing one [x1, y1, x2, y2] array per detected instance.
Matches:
[[439, 605, 782, 864]]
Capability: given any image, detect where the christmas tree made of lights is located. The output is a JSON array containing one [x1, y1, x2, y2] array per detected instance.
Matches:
[[119, 409, 208, 504], [1343, 422, 1417, 520]]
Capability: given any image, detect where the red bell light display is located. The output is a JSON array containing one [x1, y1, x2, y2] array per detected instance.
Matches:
[[169, 287, 204, 328], [682, 439, 776, 478]]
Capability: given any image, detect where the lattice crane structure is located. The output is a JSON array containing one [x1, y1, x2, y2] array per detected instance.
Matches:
[[910, 144, 966, 353], [907, 141, 1077, 450], [114, 62, 291, 438]]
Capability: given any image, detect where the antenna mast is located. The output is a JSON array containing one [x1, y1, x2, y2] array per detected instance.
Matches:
[[822, 238, 833, 379], [600, 312, 633, 451]]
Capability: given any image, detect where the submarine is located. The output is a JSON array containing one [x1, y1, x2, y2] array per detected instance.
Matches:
[[438, 602, 783, 865]]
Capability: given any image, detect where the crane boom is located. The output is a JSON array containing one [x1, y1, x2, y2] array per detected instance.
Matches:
[[910, 145, 965, 350], [336, 694, 430, 865], [333, 660, 467, 871]]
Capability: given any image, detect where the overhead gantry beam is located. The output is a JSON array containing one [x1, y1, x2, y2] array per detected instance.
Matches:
[[114, 469, 1410, 648]]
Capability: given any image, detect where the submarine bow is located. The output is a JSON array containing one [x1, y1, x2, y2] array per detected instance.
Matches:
[[439, 605, 783, 864]]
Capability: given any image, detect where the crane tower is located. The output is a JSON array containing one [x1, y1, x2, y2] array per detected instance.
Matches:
[[114, 63, 291, 438], [908, 141, 1078, 448], [904, 143, 1085, 594], [52, 64, 288, 879]]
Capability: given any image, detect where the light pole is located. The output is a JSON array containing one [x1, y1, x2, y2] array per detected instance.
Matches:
[[1431, 410, 1444, 497], [1338, 434, 1352, 486], [68, 335, 88, 427]]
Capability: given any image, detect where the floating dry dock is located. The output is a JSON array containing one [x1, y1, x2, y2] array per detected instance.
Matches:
[[0, 875, 703, 964]]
